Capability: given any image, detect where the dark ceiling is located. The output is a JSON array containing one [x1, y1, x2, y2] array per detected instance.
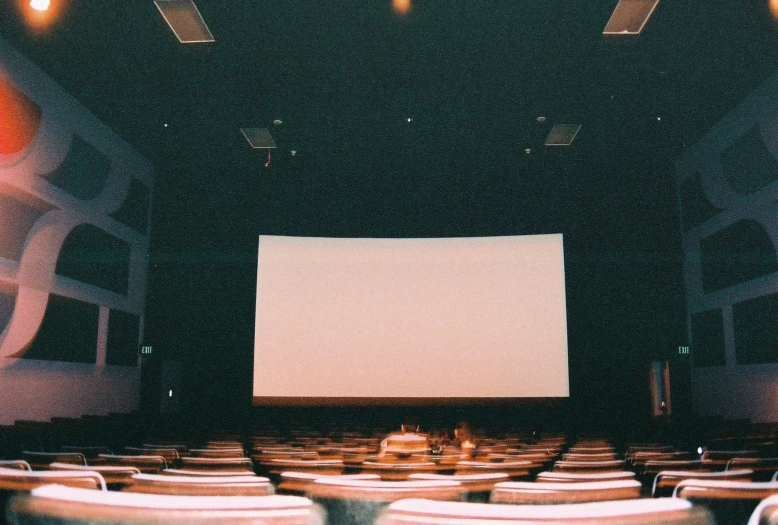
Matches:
[[1, 1, 776, 246], [2, 0, 777, 422]]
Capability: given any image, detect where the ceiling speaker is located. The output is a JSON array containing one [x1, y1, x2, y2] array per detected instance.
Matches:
[[241, 128, 277, 149], [545, 124, 581, 146], [154, 0, 215, 43], [603, 0, 660, 35]]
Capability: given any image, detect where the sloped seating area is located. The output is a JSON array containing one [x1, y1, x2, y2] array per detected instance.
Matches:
[[5, 416, 778, 524]]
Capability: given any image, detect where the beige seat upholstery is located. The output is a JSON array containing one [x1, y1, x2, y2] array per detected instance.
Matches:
[[0, 468, 106, 491], [307, 478, 463, 525], [22, 452, 86, 470], [179, 457, 254, 473], [7, 483, 323, 524], [676, 479, 778, 525], [454, 461, 533, 480], [277, 473, 380, 495], [407, 473, 508, 502], [536, 471, 636, 483], [93, 454, 167, 474], [360, 461, 441, 481], [552, 460, 626, 473], [375, 497, 712, 525], [652, 468, 753, 497], [48, 463, 139, 490], [0, 460, 31, 471], [490, 480, 642, 504], [122, 473, 273, 496]]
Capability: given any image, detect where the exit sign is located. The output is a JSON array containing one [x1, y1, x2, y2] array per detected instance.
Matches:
[[141, 345, 153, 355], [678, 346, 690, 355]]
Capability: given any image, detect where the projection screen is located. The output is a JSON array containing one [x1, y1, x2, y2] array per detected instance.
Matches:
[[253, 235, 569, 405]]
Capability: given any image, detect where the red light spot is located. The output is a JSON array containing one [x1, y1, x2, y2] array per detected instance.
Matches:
[[0, 76, 41, 155]]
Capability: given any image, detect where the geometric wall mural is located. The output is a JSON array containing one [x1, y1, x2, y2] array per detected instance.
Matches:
[[676, 70, 778, 422], [0, 37, 153, 424]]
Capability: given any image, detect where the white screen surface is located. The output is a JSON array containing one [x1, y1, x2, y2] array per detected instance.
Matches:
[[253, 235, 569, 403]]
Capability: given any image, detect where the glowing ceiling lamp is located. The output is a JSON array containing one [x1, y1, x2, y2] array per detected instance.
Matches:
[[29, 0, 50, 12]]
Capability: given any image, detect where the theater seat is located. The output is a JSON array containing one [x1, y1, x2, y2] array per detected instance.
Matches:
[[406, 473, 509, 502], [122, 473, 274, 496], [306, 478, 463, 525], [652, 469, 753, 497], [7, 484, 324, 524], [93, 455, 167, 474], [490, 480, 642, 504], [675, 479, 778, 525], [0, 461, 30, 471], [22, 452, 86, 470], [48, 463, 140, 490], [536, 471, 637, 483], [375, 497, 712, 525], [277, 473, 380, 495]]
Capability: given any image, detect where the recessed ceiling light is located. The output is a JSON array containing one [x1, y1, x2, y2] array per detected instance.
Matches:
[[273, 119, 283, 125], [406, 117, 413, 123], [536, 116, 546, 123], [29, 0, 50, 11], [525, 148, 532, 154]]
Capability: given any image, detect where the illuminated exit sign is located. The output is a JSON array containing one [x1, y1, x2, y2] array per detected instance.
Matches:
[[141, 345, 153, 355], [678, 346, 690, 355]]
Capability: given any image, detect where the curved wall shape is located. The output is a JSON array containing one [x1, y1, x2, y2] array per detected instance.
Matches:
[[720, 125, 778, 195], [0, 38, 153, 424], [700, 219, 778, 293]]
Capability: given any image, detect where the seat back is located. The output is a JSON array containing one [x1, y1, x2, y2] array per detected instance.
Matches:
[[376, 497, 712, 525], [491, 480, 642, 504], [22, 452, 86, 470], [48, 463, 139, 490], [407, 473, 509, 502], [94, 454, 167, 473], [676, 480, 778, 525], [8, 484, 323, 524], [536, 471, 636, 483], [307, 478, 463, 525], [278, 473, 380, 495], [0, 460, 30, 471], [652, 469, 753, 497], [123, 473, 273, 496]]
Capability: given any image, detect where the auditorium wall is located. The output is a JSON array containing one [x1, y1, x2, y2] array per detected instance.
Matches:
[[0, 39, 153, 425], [676, 69, 778, 422]]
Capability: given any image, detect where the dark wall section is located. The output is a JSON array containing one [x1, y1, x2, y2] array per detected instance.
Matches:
[[23, 295, 99, 363]]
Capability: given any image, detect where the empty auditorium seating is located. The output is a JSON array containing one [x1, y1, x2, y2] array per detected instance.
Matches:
[[48, 462, 140, 490], [93, 454, 167, 474], [490, 479, 642, 504], [277, 473, 381, 495], [179, 457, 254, 473], [122, 473, 274, 496], [0, 461, 30, 471], [306, 478, 463, 525], [407, 472, 509, 502], [22, 452, 86, 470], [728, 457, 778, 481], [360, 461, 440, 481], [675, 479, 778, 525], [652, 468, 753, 497], [536, 471, 637, 483], [6, 484, 324, 525], [454, 460, 533, 480], [375, 497, 713, 525]]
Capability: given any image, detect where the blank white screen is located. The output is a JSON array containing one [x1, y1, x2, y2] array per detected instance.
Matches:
[[253, 235, 569, 402]]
